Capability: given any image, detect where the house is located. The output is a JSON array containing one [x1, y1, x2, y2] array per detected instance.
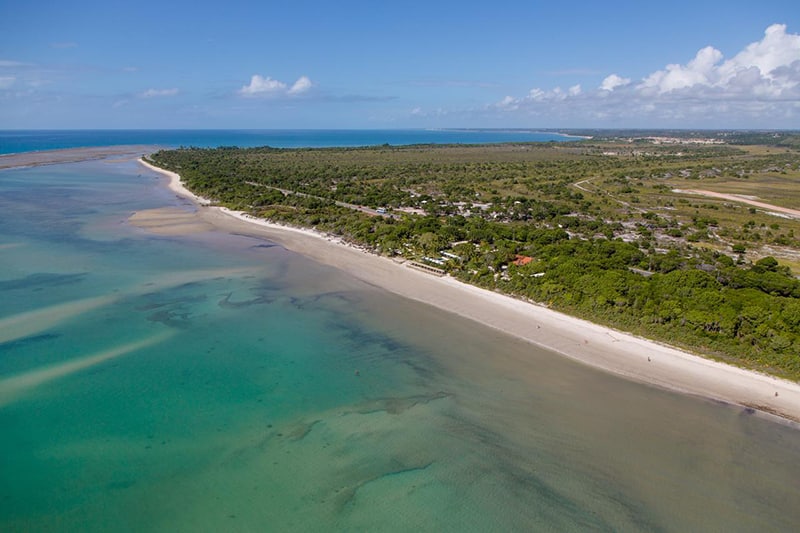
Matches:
[[512, 254, 533, 266]]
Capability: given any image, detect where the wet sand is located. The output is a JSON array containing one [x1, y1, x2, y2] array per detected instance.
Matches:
[[0, 146, 158, 169], [129, 207, 214, 235]]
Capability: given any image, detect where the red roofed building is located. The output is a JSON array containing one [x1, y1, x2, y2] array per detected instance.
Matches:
[[512, 255, 533, 266]]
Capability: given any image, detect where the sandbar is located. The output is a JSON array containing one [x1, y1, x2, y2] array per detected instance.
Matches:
[[0, 146, 158, 170], [129, 207, 214, 235]]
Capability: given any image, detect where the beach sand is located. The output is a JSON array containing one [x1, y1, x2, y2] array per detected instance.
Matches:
[[134, 157, 800, 424], [7, 149, 800, 419], [129, 207, 214, 235]]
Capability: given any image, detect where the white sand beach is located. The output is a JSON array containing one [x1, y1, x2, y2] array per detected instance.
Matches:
[[138, 158, 212, 206], [135, 157, 800, 423]]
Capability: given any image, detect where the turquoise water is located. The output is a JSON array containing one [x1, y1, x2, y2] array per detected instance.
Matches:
[[0, 129, 579, 155], [2, 157, 800, 531]]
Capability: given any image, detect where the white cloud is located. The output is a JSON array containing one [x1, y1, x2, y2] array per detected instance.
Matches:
[[496, 95, 519, 110], [240, 75, 287, 96], [494, 86, 577, 111], [527, 86, 572, 101], [600, 74, 630, 91], [719, 24, 800, 82], [239, 74, 313, 97], [407, 106, 450, 119], [288, 75, 312, 95], [139, 88, 179, 98], [638, 24, 799, 97], [0, 76, 15, 89], [486, 23, 800, 127], [639, 46, 723, 93]]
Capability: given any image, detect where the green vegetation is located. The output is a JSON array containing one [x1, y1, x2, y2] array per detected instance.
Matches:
[[149, 134, 800, 380]]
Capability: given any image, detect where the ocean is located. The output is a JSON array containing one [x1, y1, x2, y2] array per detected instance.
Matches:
[[0, 129, 580, 155], [1, 136, 799, 531]]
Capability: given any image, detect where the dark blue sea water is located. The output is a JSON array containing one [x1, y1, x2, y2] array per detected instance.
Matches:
[[0, 129, 580, 155]]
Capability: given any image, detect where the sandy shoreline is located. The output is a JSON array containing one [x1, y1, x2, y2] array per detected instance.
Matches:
[[131, 157, 800, 424], [9, 148, 796, 423]]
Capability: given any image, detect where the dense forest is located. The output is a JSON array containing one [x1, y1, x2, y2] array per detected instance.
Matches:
[[149, 134, 800, 379]]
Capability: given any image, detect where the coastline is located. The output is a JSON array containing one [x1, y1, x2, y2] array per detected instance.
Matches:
[[135, 156, 800, 424]]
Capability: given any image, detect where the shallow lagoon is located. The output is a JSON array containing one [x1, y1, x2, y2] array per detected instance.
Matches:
[[1, 158, 799, 531]]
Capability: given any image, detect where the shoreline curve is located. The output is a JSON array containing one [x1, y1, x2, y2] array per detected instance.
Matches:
[[136, 156, 800, 425]]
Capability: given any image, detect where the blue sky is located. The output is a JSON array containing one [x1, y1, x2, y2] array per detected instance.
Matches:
[[1, 0, 798, 129]]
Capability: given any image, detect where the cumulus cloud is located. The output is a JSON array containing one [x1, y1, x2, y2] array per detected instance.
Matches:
[[600, 74, 631, 91], [497, 84, 581, 109], [489, 23, 800, 127], [239, 74, 313, 97], [719, 24, 800, 81], [495, 96, 516, 110], [139, 88, 179, 98], [639, 46, 723, 94], [240, 75, 286, 95], [288, 75, 312, 95], [637, 24, 799, 98]]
